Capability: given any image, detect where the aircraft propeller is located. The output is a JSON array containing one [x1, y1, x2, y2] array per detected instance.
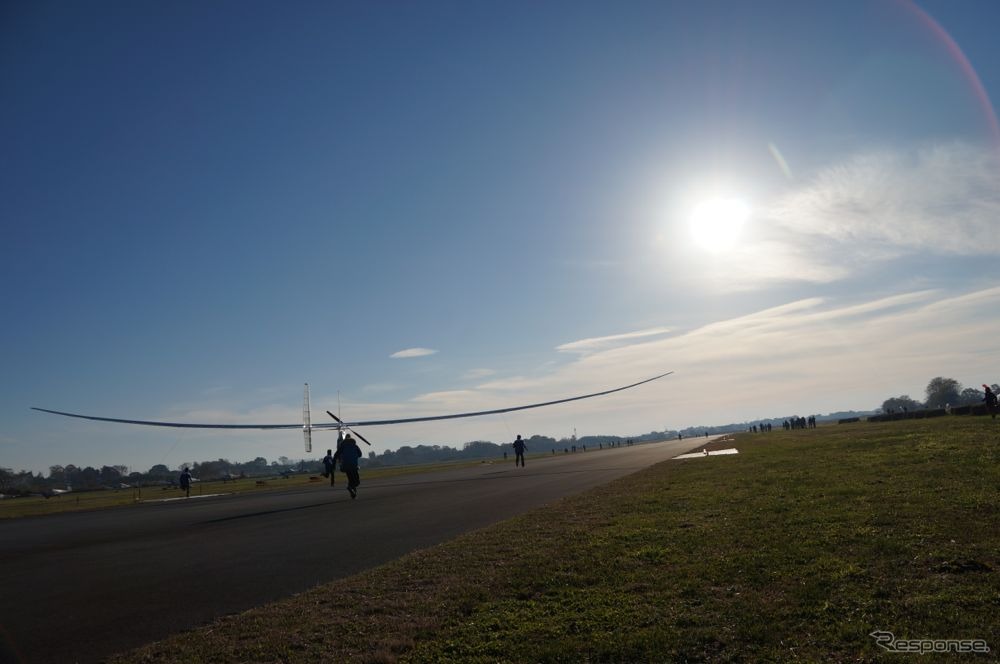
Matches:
[[326, 410, 373, 446]]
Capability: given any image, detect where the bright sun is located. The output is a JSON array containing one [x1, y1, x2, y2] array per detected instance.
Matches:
[[688, 197, 750, 252]]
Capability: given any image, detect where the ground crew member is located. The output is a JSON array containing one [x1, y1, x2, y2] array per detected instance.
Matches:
[[322, 449, 336, 486], [512, 434, 527, 467], [334, 433, 363, 498]]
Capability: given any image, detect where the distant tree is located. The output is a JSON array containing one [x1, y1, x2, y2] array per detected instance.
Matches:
[[881, 395, 923, 413], [925, 377, 962, 409], [196, 459, 232, 479], [957, 387, 983, 406], [462, 441, 500, 456], [147, 464, 172, 481], [3, 470, 37, 494], [527, 435, 557, 449], [78, 466, 100, 489], [0, 467, 13, 492], [100, 466, 122, 486]]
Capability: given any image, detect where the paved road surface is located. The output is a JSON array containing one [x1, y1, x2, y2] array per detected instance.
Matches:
[[0, 439, 708, 663]]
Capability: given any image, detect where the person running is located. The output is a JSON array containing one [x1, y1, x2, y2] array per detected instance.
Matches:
[[179, 467, 193, 498], [322, 448, 336, 486], [512, 434, 527, 467], [334, 433, 363, 498]]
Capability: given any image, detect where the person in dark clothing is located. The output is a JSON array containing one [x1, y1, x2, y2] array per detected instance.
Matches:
[[334, 433, 363, 498], [322, 449, 336, 486], [512, 434, 527, 467], [179, 467, 193, 498], [984, 384, 998, 419]]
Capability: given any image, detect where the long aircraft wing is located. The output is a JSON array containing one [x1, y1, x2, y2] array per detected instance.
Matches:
[[31, 371, 672, 429]]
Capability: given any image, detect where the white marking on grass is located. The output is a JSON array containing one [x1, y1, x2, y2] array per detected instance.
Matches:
[[673, 448, 739, 460]]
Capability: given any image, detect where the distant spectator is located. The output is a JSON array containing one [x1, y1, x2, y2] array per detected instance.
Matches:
[[179, 467, 193, 498], [984, 385, 998, 419]]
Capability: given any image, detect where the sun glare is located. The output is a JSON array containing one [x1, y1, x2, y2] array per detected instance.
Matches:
[[689, 197, 750, 252]]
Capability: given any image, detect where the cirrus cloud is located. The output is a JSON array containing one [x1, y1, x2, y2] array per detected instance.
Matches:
[[556, 327, 673, 355], [766, 142, 1000, 255], [706, 141, 1000, 291], [390, 348, 438, 359]]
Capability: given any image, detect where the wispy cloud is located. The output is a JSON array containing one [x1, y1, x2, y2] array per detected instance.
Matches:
[[711, 142, 1000, 289], [390, 348, 438, 359], [766, 143, 1000, 255], [475, 376, 537, 391], [463, 368, 496, 379], [556, 327, 673, 355]]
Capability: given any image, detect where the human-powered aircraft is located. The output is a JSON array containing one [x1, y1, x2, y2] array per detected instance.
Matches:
[[32, 371, 673, 452]]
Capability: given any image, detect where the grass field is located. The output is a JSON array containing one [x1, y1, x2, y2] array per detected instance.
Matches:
[[107, 416, 998, 662]]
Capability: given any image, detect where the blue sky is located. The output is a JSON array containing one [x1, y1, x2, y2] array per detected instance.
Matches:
[[3, 0, 999, 474]]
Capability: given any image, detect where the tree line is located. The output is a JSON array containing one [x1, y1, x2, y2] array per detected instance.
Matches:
[[0, 455, 303, 497], [881, 377, 998, 413]]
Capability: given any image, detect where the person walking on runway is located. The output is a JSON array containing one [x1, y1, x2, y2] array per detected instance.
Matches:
[[512, 434, 527, 467], [322, 448, 336, 486]]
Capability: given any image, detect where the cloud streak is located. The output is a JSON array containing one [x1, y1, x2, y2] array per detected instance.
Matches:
[[556, 327, 673, 355], [766, 143, 1000, 254], [706, 142, 1000, 290], [390, 348, 438, 359]]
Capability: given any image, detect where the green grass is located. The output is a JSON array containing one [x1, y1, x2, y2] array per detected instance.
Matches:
[[110, 417, 999, 662]]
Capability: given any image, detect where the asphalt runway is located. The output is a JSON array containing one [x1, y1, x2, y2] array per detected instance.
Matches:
[[0, 438, 708, 663]]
